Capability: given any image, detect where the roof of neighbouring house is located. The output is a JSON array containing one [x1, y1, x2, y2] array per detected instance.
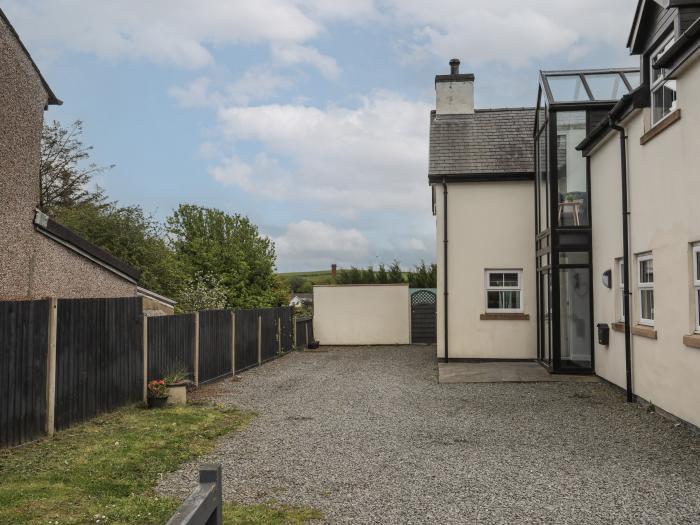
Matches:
[[0, 8, 62, 106], [291, 293, 313, 301], [428, 107, 535, 183]]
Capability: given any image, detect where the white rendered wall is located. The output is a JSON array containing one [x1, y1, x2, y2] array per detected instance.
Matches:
[[436, 81, 474, 115], [590, 53, 700, 427], [435, 181, 536, 359], [313, 284, 410, 345]]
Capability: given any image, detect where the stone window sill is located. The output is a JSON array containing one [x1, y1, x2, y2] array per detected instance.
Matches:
[[640, 109, 681, 145], [610, 322, 657, 339], [683, 334, 700, 349], [480, 313, 530, 321]]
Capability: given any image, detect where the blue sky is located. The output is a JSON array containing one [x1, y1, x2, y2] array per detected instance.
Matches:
[[5, 0, 638, 272]]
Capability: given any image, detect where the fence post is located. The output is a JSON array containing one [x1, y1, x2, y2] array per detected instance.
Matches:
[[194, 311, 200, 387], [293, 316, 297, 350], [142, 313, 148, 403], [257, 314, 262, 366], [305, 321, 309, 348], [231, 311, 236, 376], [277, 315, 282, 354], [46, 298, 57, 437]]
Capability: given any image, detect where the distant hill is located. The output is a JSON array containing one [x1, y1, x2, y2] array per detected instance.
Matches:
[[278, 270, 333, 286]]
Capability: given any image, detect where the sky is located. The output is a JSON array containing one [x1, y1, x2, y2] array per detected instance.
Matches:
[[5, 0, 639, 272]]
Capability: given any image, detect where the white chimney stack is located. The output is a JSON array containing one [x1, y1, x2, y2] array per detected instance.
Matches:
[[435, 58, 474, 115]]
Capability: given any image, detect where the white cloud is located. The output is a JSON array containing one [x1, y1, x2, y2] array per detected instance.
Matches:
[[385, 0, 638, 66], [3, 0, 330, 68], [271, 44, 341, 79], [212, 90, 430, 214], [407, 238, 427, 251], [271, 220, 370, 268]]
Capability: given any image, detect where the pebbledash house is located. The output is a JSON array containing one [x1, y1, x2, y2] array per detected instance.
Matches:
[[430, 0, 700, 429]]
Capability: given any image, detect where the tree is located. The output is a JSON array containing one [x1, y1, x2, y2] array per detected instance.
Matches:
[[348, 267, 362, 284], [408, 260, 437, 288], [40, 120, 114, 214], [287, 275, 305, 292], [54, 202, 182, 299], [376, 264, 388, 284], [166, 204, 278, 309], [388, 260, 404, 283], [176, 272, 228, 313], [337, 269, 351, 284], [362, 265, 376, 284]]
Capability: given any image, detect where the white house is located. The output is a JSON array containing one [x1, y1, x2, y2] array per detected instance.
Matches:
[[430, 0, 700, 429]]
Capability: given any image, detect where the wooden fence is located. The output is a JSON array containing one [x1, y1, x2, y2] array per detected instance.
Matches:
[[1, 298, 301, 448], [295, 318, 314, 349]]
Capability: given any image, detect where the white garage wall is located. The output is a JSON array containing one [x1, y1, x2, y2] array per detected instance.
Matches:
[[313, 284, 410, 345]]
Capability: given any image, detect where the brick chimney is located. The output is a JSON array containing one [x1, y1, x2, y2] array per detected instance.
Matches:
[[331, 264, 337, 283], [435, 58, 474, 115]]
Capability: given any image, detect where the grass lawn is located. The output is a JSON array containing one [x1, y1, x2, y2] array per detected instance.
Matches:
[[0, 403, 321, 525]]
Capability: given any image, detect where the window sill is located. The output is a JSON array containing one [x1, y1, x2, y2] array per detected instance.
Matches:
[[610, 322, 658, 339], [683, 334, 700, 349], [633, 324, 657, 339], [640, 109, 681, 145], [480, 313, 530, 321]]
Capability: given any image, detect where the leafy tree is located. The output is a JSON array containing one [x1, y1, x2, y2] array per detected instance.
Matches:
[[270, 275, 292, 306], [54, 202, 182, 298], [348, 267, 362, 284], [408, 260, 437, 288], [376, 264, 388, 284], [336, 269, 351, 284], [40, 120, 114, 214], [176, 272, 228, 313], [388, 260, 404, 283], [166, 204, 278, 309], [287, 275, 305, 292], [298, 280, 313, 293], [362, 266, 376, 284]]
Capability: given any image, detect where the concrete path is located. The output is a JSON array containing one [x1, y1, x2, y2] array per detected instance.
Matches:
[[159, 345, 700, 525], [438, 360, 600, 383]]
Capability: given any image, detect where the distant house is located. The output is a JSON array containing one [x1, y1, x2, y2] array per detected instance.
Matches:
[[289, 293, 313, 308], [0, 9, 139, 300]]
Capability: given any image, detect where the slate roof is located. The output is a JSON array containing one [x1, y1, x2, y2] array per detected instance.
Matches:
[[428, 107, 535, 179]]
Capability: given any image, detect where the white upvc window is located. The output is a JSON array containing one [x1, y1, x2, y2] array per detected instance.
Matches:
[[618, 258, 626, 321], [485, 270, 522, 313], [650, 36, 677, 126], [693, 244, 700, 333], [637, 254, 654, 326]]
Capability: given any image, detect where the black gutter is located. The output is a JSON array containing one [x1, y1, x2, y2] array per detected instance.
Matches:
[[428, 172, 534, 184], [609, 119, 635, 403], [442, 178, 449, 363], [654, 17, 700, 73]]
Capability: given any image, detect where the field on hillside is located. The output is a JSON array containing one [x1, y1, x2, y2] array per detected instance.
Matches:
[[278, 270, 333, 285]]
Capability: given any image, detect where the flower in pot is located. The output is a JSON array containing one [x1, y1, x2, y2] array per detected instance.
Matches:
[[164, 371, 188, 405], [147, 379, 169, 408]]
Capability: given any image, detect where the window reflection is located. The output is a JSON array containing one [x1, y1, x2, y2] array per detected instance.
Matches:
[[556, 112, 588, 227]]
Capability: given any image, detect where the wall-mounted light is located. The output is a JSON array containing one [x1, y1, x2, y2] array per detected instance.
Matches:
[[602, 269, 612, 289]]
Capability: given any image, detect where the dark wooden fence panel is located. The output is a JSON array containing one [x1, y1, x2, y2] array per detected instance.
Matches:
[[280, 307, 293, 352], [55, 297, 143, 431], [235, 310, 258, 372], [0, 300, 50, 448], [295, 318, 313, 348], [148, 314, 195, 381], [260, 309, 278, 362], [198, 310, 232, 384]]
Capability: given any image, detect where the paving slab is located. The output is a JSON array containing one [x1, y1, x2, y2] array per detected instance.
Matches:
[[438, 360, 600, 384]]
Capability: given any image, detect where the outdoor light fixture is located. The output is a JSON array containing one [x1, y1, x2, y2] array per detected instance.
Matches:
[[602, 269, 612, 289]]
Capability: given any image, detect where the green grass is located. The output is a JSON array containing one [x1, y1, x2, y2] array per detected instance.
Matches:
[[278, 270, 333, 284], [0, 404, 321, 525]]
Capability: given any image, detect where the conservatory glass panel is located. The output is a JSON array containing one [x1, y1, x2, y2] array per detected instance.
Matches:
[[547, 75, 590, 102], [585, 73, 628, 100], [556, 112, 588, 226], [624, 71, 641, 88]]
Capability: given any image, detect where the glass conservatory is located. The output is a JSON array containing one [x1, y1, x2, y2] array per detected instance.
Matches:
[[534, 68, 639, 373]]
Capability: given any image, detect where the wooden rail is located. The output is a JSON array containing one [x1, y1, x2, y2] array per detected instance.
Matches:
[[166, 464, 223, 525]]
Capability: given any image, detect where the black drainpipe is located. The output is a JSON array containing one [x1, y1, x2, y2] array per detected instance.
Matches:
[[610, 119, 634, 402], [443, 178, 449, 363]]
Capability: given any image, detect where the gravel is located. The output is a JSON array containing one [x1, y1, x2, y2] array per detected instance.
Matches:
[[158, 345, 700, 524]]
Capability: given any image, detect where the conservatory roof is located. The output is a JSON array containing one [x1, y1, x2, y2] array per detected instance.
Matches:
[[539, 68, 641, 106]]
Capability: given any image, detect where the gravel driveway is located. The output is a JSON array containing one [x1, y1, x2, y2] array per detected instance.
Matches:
[[159, 345, 700, 524]]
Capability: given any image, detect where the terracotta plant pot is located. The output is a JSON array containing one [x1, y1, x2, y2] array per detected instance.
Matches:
[[147, 396, 169, 409], [167, 382, 187, 405]]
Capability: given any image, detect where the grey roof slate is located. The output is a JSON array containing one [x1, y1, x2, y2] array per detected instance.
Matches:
[[429, 107, 535, 177]]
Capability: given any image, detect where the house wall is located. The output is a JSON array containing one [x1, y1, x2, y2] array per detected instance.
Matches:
[[313, 284, 410, 345], [435, 181, 536, 360], [590, 52, 700, 428], [0, 16, 136, 300]]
